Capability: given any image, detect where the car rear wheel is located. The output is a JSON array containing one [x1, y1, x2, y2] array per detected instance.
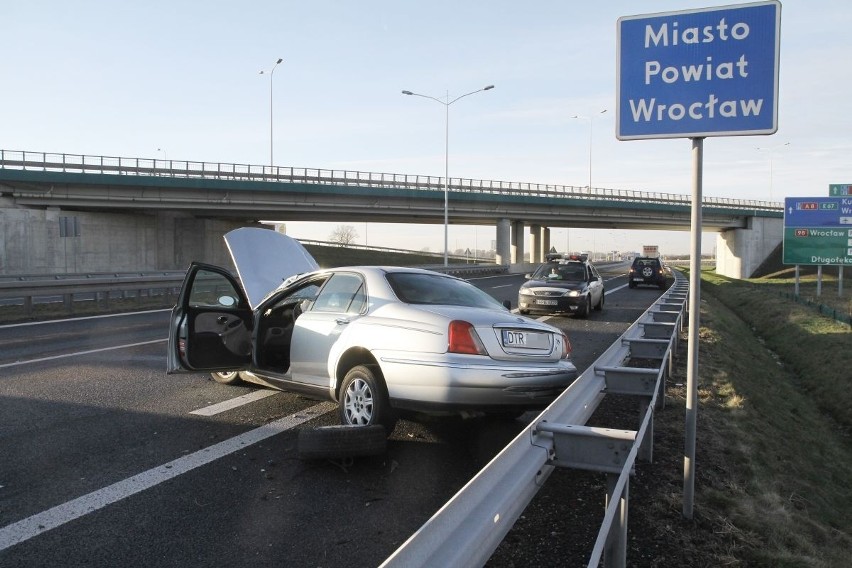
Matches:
[[339, 365, 396, 434], [210, 371, 242, 385]]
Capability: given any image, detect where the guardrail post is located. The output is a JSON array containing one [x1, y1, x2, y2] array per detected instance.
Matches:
[[598, 366, 658, 463], [603, 473, 628, 568], [534, 422, 635, 568]]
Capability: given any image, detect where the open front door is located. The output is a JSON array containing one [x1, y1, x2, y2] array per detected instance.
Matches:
[[167, 263, 253, 374]]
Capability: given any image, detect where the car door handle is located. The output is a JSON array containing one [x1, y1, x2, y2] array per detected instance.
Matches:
[[335, 318, 350, 325], [217, 316, 229, 325]]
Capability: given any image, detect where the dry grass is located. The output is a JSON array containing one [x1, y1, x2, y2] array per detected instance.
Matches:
[[663, 269, 852, 566]]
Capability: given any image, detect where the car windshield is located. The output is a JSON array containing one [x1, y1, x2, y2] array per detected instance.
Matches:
[[532, 263, 586, 282], [386, 272, 505, 309]]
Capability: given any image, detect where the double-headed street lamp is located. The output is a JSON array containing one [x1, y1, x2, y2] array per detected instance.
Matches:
[[570, 109, 607, 191], [402, 85, 495, 266], [259, 58, 283, 166]]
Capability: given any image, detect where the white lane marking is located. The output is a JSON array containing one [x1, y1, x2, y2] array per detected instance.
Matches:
[[0, 339, 167, 369], [0, 401, 336, 552], [0, 309, 170, 329], [489, 284, 513, 289], [606, 284, 629, 294], [190, 390, 280, 416]]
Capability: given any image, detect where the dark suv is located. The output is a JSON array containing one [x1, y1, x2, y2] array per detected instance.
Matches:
[[517, 255, 605, 317], [628, 257, 668, 289]]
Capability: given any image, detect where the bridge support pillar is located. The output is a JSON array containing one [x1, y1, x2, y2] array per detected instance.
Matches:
[[529, 224, 542, 263], [715, 216, 782, 278], [495, 219, 511, 265], [542, 227, 551, 259], [511, 221, 525, 264]]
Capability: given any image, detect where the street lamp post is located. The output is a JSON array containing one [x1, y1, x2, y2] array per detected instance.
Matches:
[[259, 58, 283, 166], [402, 85, 495, 266], [570, 109, 607, 191], [755, 142, 790, 202]]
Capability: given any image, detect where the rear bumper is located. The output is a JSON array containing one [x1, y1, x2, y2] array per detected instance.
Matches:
[[377, 355, 578, 411]]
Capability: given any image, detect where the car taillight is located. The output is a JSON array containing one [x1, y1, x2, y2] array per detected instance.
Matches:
[[178, 338, 186, 357], [560, 332, 572, 359], [448, 320, 487, 355]]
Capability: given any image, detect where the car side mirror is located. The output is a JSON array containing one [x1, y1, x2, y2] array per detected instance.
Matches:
[[502, 300, 512, 310]]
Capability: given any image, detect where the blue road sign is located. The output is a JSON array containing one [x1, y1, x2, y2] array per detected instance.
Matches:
[[617, 1, 781, 140], [783, 197, 852, 265]]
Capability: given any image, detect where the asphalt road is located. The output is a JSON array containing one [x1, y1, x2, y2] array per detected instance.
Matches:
[[0, 263, 668, 567]]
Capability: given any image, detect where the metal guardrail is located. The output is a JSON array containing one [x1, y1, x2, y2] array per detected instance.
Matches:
[[0, 272, 187, 315], [0, 264, 507, 316], [380, 273, 689, 568], [0, 149, 783, 212]]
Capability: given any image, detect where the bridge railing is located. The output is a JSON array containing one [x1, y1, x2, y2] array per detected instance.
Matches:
[[0, 149, 783, 212]]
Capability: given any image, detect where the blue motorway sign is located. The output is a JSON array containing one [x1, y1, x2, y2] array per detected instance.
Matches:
[[783, 197, 852, 265], [617, 1, 781, 140]]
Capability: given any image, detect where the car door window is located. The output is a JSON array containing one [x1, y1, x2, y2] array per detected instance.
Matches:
[[189, 269, 244, 309], [311, 273, 366, 314]]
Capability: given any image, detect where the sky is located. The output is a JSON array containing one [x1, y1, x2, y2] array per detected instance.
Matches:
[[2, 1, 850, 256]]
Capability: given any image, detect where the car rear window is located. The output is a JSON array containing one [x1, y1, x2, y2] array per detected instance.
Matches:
[[386, 272, 504, 309]]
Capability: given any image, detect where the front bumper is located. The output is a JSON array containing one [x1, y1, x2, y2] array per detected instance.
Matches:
[[517, 292, 585, 313]]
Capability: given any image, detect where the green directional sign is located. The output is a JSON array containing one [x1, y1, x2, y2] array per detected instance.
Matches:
[[783, 197, 852, 265], [829, 183, 852, 196]]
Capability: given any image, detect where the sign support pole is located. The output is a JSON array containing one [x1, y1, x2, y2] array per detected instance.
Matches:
[[683, 137, 703, 519]]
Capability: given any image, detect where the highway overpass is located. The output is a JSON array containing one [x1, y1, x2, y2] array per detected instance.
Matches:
[[0, 150, 782, 278]]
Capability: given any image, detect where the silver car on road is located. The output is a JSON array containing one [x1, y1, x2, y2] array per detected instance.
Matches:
[[167, 228, 578, 432]]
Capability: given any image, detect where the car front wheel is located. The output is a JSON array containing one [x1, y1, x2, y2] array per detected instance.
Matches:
[[339, 365, 396, 434], [576, 296, 591, 318], [210, 371, 242, 385]]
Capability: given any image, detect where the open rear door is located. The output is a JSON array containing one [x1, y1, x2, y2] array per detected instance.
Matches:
[[167, 263, 253, 374]]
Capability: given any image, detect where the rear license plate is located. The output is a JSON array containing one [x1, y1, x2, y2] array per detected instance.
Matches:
[[502, 330, 550, 348], [536, 299, 558, 306], [633, 277, 645, 282]]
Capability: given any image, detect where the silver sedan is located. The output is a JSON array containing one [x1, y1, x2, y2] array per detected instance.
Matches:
[[168, 228, 578, 433]]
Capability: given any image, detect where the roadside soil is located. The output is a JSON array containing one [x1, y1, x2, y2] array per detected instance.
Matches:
[[486, 334, 735, 567]]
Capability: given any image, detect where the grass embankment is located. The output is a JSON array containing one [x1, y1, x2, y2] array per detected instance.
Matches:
[[662, 269, 851, 565]]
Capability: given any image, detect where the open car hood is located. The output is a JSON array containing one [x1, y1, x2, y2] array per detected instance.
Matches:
[[224, 227, 319, 309]]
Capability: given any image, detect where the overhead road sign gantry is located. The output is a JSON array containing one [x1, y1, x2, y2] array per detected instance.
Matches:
[[617, 1, 781, 140]]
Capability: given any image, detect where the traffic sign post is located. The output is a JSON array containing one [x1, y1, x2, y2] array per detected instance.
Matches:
[[783, 197, 852, 266], [617, 1, 781, 522]]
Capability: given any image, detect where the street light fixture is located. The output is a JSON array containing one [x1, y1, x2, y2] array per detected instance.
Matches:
[[755, 142, 790, 202], [401, 84, 495, 266], [259, 57, 284, 166], [570, 109, 607, 191]]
